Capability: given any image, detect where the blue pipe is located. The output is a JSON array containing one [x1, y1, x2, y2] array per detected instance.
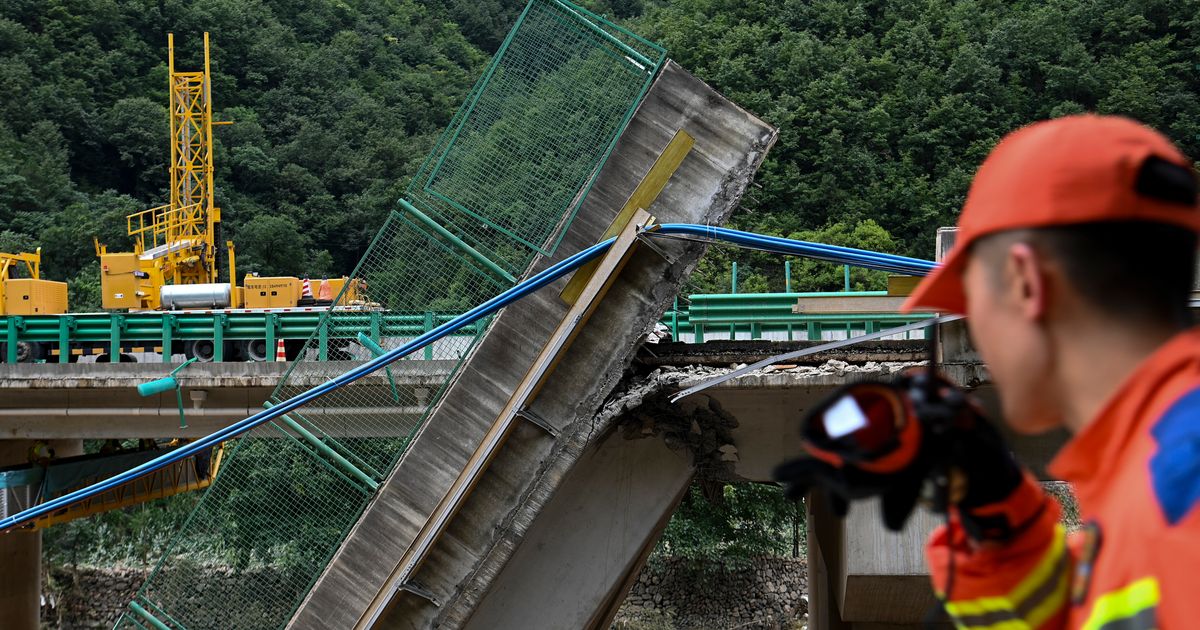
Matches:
[[652, 224, 936, 276], [666, 224, 934, 270], [0, 237, 618, 532], [0, 225, 937, 532], [654, 224, 934, 275]]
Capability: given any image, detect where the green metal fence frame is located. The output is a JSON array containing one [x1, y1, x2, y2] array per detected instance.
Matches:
[[413, 0, 667, 258]]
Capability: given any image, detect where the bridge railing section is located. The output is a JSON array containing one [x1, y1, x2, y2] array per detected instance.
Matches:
[[0, 310, 489, 363], [2, 294, 929, 364], [1, 289, 933, 363], [666, 291, 933, 343]]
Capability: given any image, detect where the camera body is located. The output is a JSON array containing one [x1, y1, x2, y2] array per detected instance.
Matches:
[[799, 372, 981, 510]]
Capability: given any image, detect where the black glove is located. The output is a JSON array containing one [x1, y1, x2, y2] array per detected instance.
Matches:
[[774, 451, 928, 531], [774, 372, 1029, 539]]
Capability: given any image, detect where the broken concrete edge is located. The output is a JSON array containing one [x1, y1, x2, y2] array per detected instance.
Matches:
[[638, 339, 929, 368], [440, 358, 932, 625]]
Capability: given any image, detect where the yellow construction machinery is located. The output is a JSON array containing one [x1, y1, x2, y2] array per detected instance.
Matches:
[[0, 441, 226, 530], [0, 248, 67, 316], [94, 33, 360, 313], [95, 32, 239, 311]]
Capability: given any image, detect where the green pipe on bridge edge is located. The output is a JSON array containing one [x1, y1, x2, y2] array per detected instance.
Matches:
[[128, 601, 172, 630], [266, 402, 380, 492]]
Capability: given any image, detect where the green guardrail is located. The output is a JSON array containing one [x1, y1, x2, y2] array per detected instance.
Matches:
[[0, 310, 487, 364], [0, 292, 934, 364], [663, 291, 934, 343]]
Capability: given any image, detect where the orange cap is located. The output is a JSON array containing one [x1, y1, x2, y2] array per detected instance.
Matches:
[[902, 115, 1199, 314]]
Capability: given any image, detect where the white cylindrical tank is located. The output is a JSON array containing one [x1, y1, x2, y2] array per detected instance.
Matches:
[[160, 283, 232, 310]]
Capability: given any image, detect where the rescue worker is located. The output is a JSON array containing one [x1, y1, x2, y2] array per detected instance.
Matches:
[[777, 115, 1200, 628]]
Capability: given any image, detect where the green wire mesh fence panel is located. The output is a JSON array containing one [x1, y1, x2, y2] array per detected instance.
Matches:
[[127, 214, 505, 629], [267, 212, 506, 475], [132, 436, 372, 630], [407, 0, 665, 263]]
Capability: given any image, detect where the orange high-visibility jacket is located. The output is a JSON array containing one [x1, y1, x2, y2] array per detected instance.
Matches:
[[927, 328, 1200, 629]]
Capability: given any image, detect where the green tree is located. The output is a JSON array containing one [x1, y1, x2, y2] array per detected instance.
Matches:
[[655, 482, 801, 569], [786, 219, 897, 292], [630, 0, 1200, 266], [103, 97, 169, 199], [233, 214, 320, 277]]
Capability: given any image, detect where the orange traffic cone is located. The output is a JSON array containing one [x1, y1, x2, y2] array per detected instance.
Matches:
[[318, 279, 332, 301], [275, 339, 287, 362]]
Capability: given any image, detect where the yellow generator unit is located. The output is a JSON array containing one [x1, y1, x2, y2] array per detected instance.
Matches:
[[98, 250, 163, 310], [242, 275, 362, 308], [243, 275, 301, 309], [0, 249, 68, 316]]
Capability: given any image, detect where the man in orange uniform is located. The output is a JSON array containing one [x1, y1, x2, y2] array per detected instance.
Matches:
[[907, 115, 1200, 628], [778, 115, 1200, 629]]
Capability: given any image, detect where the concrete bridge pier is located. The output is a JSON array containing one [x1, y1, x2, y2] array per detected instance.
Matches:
[[0, 439, 82, 630]]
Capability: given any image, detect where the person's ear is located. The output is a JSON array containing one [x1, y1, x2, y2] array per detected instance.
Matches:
[[1005, 242, 1047, 320]]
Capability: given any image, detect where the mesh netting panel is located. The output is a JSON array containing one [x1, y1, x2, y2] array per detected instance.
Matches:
[[134, 436, 371, 630], [268, 212, 505, 474], [407, 0, 665, 262], [129, 215, 504, 629]]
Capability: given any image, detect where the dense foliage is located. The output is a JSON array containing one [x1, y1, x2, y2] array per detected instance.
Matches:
[[655, 483, 803, 569], [4, 0, 1197, 299], [1, 0, 492, 309], [633, 0, 1200, 291]]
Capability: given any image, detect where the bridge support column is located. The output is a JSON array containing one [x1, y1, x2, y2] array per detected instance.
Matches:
[[0, 439, 83, 630], [1, 440, 43, 630], [807, 493, 952, 629]]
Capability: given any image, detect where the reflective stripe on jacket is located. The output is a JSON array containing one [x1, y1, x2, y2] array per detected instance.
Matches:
[[928, 328, 1200, 629]]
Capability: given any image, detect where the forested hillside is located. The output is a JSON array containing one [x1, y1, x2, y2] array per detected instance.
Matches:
[[2, 0, 1198, 304]]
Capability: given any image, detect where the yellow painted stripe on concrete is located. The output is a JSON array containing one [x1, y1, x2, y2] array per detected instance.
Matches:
[[560, 129, 694, 305]]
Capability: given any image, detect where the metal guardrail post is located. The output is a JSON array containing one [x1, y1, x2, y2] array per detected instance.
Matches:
[[671, 297, 679, 340], [213, 314, 226, 362], [784, 261, 794, 341], [318, 316, 329, 361], [57, 315, 72, 364], [6, 317, 19, 363], [109, 314, 124, 363], [161, 313, 174, 363], [265, 313, 278, 362]]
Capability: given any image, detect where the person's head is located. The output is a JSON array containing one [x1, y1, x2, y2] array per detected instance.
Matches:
[[903, 115, 1199, 432]]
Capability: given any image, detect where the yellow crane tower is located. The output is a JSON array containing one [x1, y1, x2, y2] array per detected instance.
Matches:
[[96, 32, 237, 310]]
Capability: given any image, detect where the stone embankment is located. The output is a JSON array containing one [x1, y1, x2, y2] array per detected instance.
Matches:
[[613, 557, 808, 630], [42, 558, 809, 630]]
